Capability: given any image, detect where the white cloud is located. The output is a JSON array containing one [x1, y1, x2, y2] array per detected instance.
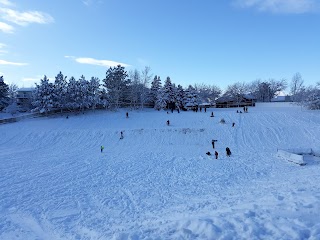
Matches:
[[233, 0, 319, 13], [82, 0, 103, 6], [0, 21, 14, 33], [82, 0, 92, 6], [0, 0, 14, 6], [0, 8, 54, 26], [66, 56, 130, 67], [0, 59, 28, 65]]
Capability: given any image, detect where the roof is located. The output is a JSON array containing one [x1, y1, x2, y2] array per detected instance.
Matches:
[[18, 88, 34, 92], [215, 96, 235, 103]]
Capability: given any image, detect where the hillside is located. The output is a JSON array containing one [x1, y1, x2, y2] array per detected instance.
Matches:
[[0, 103, 320, 239]]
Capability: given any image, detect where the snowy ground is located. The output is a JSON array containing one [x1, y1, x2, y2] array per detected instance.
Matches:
[[0, 103, 320, 239]]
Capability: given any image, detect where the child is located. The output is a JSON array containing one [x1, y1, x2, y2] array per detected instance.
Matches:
[[215, 151, 218, 159]]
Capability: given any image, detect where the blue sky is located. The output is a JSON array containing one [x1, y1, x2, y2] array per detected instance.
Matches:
[[0, 0, 319, 90]]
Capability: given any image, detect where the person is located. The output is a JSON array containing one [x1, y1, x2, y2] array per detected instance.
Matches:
[[215, 151, 218, 159], [232, 122, 235, 127], [126, 112, 129, 118], [237, 110, 239, 113], [206, 151, 211, 156], [212, 139, 217, 149], [204, 107, 207, 113], [226, 147, 231, 157], [101, 145, 104, 153], [120, 131, 124, 139], [210, 112, 214, 117], [167, 120, 170, 126]]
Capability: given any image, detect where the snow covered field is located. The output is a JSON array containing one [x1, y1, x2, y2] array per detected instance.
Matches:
[[0, 103, 320, 239]]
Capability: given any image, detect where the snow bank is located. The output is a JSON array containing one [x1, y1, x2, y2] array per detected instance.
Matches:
[[277, 148, 320, 165], [277, 149, 305, 165], [255, 102, 299, 108]]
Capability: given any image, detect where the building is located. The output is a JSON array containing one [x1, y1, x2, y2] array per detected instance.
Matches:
[[215, 94, 256, 108], [16, 88, 34, 111], [271, 95, 292, 102]]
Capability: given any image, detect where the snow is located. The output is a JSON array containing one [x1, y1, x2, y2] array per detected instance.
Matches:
[[1, 102, 320, 239]]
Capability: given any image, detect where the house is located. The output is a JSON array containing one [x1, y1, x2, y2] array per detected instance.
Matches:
[[271, 95, 292, 102], [16, 88, 34, 111], [215, 94, 256, 108]]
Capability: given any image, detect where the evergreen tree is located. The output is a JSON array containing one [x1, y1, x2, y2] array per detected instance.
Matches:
[[99, 88, 109, 109], [88, 77, 100, 109], [150, 75, 162, 108], [0, 76, 9, 111], [154, 87, 167, 110], [53, 71, 68, 110], [78, 75, 90, 111], [66, 76, 80, 110], [184, 85, 199, 109], [32, 75, 54, 114], [163, 76, 175, 107], [175, 84, 185, 109], [103, 65, 129, 109]]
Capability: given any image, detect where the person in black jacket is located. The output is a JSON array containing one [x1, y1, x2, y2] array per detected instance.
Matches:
[[226, 147, 231, 157]]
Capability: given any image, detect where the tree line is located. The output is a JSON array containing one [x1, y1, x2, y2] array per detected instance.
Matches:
[[1, 68, 320, 113]]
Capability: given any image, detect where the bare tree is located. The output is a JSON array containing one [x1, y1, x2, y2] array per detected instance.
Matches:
[[128, 69, 141, 109], [290, 72, 304, 102], [140, 66, 152, 108], [194, 83, 221, 104], [269, 78, 288, 100], [224, 82, 248, 106]]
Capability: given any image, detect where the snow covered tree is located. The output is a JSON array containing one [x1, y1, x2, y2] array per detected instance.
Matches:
[[290, 73, 305, 102], [103, 65, 129, 109], [175, 84, 185, 109], [194, 83, 221, 104], [128, 69, 141, 109], [184, 85, 199, 109], [269, 78, 287, 100], [154, 87, 167, 110], [8, 83, 18, 102], [163, 76, 175, 107], [66, 76, 80, 110], [98, 88, 109, 109], [77, 75, 90, 111], [248, 79, 287, 102], [53, 71, 68, 111], [224, 82, 248, 107], [0, 76, 9, 111], [88, 77, 100, 109], [32, 75, 54, 114], [301, 83, 320, 110], [150, 75, 162, 108], [140, 66, 152, 108]]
